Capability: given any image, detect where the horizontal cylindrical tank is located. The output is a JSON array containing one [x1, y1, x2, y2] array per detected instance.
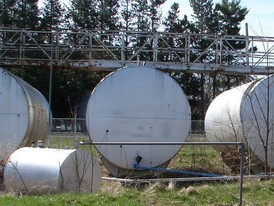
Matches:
[[4, 147, 101, 194], [0, 67, 50, 163], [205, 75, 274, 171], [86, 66, 191, 177]]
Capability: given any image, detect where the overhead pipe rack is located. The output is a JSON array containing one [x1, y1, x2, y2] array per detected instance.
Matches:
[[0, 28, 274, 74]]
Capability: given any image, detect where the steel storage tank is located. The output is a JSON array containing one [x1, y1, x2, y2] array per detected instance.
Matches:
[[4, 147, 101, 194], [205, 76, 274, 172], [86, 66, 191, 177], [0, 68, 50, 164]]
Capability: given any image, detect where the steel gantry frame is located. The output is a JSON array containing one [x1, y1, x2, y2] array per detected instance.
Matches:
[[0, 28, 274, 75]]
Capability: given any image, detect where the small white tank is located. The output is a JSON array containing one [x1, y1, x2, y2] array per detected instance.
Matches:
[[86, 66, 191, 177], [0, 68, 50, 163], [4, 147, 101, 194], [205, 75, 274, 171]]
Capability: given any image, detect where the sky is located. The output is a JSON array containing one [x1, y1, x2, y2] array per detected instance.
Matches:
[[38, 0, 274, 37]]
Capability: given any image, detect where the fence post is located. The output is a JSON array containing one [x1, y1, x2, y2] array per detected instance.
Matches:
[[239, 142, 244, 206]]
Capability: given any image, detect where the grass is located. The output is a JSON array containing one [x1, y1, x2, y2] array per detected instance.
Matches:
[[169, 144, 232, 176], [2, 134, 274, 205], [1, 179, 274, 205]]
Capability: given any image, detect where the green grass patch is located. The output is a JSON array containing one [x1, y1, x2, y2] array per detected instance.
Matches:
[[1, 179, 274, 205]]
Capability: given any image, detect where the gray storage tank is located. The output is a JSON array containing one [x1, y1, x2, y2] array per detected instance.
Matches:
[[205, 75, 274, 172], [0, 68, 50, 165], [86, 66, 191, 177], [4, 147, 101, 194]]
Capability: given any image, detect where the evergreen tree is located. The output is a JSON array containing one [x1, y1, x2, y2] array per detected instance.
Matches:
[[0, 0, 17, 46], [214, 0, 249, 90], [215, 0, 249, 61], [48, 70, 109, 118], [131, 0, 165, 32], [120, 0, 165, 32], [40, 0, 65, 30], [65, 0, 99, 61], [170, 72, 202, 120], [66, 0, 98, 30], [148, 0, 166, 32], [129, 0, 165, 61], [14, 0, 39, 29], [127, 0, 149, 61], [97, 0, 119, 30], [132, 0, 150, 31], [190, 0, 218, 119], [120, 0, 135, 31], [119, 0, 135, 62], [162, 3, 181, 61], [190, 0, 217, 34], [163, 3, 181, 33], [162, 3, 195, 61], [216, 0, 248, 35], [164, 3, 196, 47], [0, 0, 16, 27]]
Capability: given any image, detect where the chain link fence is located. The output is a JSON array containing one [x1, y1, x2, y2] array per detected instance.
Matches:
[[51, 118, 205, 135]]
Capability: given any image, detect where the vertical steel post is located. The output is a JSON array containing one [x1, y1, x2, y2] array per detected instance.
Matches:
[[239, 142, 244, 206], [245, 23, 249, 67], [121, 32, 125, 65], [48, 31, 54, 147], [185, 34, 188, 62], [153, 33, 158, 62], [20, 30, 25, 65], [89, 32, 93, 59], [251, 37, 254, 67], [55, 31, 59, 66], [187, 35, 191, 63], [215, 36, 219, 64]]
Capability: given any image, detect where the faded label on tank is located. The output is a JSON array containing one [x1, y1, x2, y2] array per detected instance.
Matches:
[[130, 133, 152, 138]]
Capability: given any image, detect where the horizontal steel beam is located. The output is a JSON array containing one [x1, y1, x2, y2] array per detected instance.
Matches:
[[2, 60, 273, 75]]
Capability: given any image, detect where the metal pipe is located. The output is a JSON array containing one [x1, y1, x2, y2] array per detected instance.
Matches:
[[134, 164, 222, 177], [80, 141, 243, 146]]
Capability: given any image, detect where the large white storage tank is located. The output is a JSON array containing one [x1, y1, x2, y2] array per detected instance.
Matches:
[[86, 66, 191, 177], [4, 147, 101, 194], [0, 68, 50, 164], [205, 75, 274, 172]]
